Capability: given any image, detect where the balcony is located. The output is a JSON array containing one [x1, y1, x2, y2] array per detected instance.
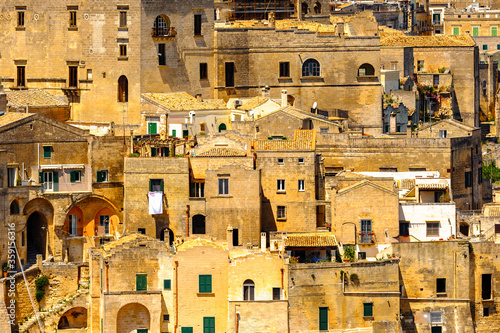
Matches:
[[151, 27, 177, 39], [358, 233, 374, 244], [433, 21, 442, 26]]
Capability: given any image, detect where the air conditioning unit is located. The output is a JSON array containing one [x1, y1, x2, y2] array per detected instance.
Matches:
[[234, 100, 242, 107]]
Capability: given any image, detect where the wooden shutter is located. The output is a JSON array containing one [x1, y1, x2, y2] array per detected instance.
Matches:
[[53, 171, 59, 192], [199, 275, 212, 293], [97, 171, 102, 183], [160, 179, 164, 192], [203, 317, 215, 333], [164, 279, 171, 290], [319, 307, 328, 331], [181, 328, 193, 333], [136, 274, 147, 291], [70, 171, 76, 183], [149, 179, 152, 192], [363, 303, 373, 317], [151, 147, 156, 157], [190, 182, 195, 197], [39, 172, 44, 184]]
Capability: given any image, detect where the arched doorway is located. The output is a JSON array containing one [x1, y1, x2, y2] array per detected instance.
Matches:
[[27, 212, 48, 260], [302, 2, 308, 14], [58, 307, 87, 329], [459, 222, 469, 237], [118, 75, 128, 102], [117, 303, 150, 333], [218, 123, 227, 132], [192, 215, 206, 234], [160, 228, 175, 245]]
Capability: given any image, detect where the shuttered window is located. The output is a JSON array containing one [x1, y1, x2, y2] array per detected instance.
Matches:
[[136, 274, 147, 291], [319, 307, 328, 331], [363, 303, 373, 317], [164, 279, 171, 290], [199, 275, 212, 293], [203, 317, 215, 333]]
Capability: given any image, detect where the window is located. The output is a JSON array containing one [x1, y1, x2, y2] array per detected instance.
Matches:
[[7, 167, 17, 187], [149, 179, 164, 192], [473, 26, 479, 36], [87, 69, 92, 80], [417, 60, 424, 72], [233, 228, 239, 246], [182, 328, 193, 333], [10, 200, 19, 215], [243, 280, 255, 300], [100, 215, 110, 234], [273, 288, 281, 300], [433, 75, 439, 86], [360, 219, 372, 243], [225, 62, 235, 87], [190, 182, 205, 197], [358, 63, 375, 76], [158, 44, 166, 66], [138, 228, 146, 234], [194, 13, 202, 36], [319, 307, 328, 331], [17, 66, 25, 87], [43, 146, 52, 158], [153, 15, 172, 37], [320, 127, 329, 133], [70, 170, 81, 183], [200, 63, 208, 80], [427, 222, 439, 237], [22, 231, 25, 247], [363, 303, 373, 317], [44, 172, 54, 192], [279, 62, 290, 77], [439, 130, 447, 138], [120, 11, 127, 27], [17, 11, 24, 27], [483, 44, 488, 51], [492, 27, 498, 36], [69, 66, 78, 88], [136, 274, 147, 291], [118, 75, 128, 102], [465, 171, 472, 188], [358, 252, 366, 260], [183, 129, 189, 138], [218, 178, 229, 195], [163, 314, 170, 321], [277, 179, 285, 191], [298, 158, 304, 164], [69, 214, 78, 236], [436, 278, 446, 293], [147, 118, 159, 134], [453, 27, 459, 35], [97, 170, 109, 183], [484, 306, 490, 317], [164, 279, 172, 290], [203, 317, 215, 333], [302, 59, 320, 77], [298, 179, 305, 191], [479, 167, 483, 184], [199, 275, 212, 293], [277, 206, 286, 219], [399, 222, 410, 236], [391, 61, 398, 70], [482, 274, 492, 299], [430, 312, 443, 324], [278, 158, 284, 164], [69, 11, 77, 27], [119, 44, 127, 57], [497, 44, 500, 50]]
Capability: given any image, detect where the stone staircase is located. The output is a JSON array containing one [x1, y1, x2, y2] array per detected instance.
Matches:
[[19, 289, 88, 333], [346, 23, 356, 36], [0, 297, 12, 333]]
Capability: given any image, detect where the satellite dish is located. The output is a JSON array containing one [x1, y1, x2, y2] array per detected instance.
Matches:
[[312, 102, 317, 109]]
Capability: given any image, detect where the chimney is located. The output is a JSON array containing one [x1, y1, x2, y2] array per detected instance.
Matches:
[[281, 90, 287, 107], [390, 113, 397, 133], [196, 94, 203, 102], [337, 22, 345, 38], [261, 86, 270, 99], [227, 227, 233, 249], [268, 11, 276, 27], [260, 232, 267, 252]]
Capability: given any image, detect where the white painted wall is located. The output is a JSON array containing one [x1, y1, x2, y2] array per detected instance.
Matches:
[[399, 203, 456, 241]]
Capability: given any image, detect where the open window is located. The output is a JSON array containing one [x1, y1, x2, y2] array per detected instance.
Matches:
[[243, 280, 255, 300]]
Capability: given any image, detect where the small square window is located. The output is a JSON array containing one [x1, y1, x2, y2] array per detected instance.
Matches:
[[97, 170, 109, 183], [436, 278, 446, 293], [273, 287, 281, 300], [483, 44, 488, 51], [163, 314, 170, 322], [277, 179, 285, 191], [298, 158, 304, 164], [430, 312, 443, 324], [199, 274, 212, 293], [120, 44, 127, 57], [439, 130, 447, 138], [43, 146, 52, 158], [363, 303, 373, 317], [358, 252, 366, 260], [484, 307, 490, 317], [277, 206, 286, 219], [278, 158, 284, 164], [164, 279, 171, 290], [218, 178, 229, 195], [150, 179, 163, 192], [138, 228, 146, 234], [427, 222, 439, 237], [320, 127, 329, 133], [70, 170, 81, 183], [399, 222, 409, 236]]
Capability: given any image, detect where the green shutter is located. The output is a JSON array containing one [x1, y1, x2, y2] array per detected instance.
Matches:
[[166, 147, 170, 157], [151, 147, 156, 157], [43, 146, 51, 158], [183, 129, 189, 138], [39, 172, 43, 184], [190, 182, 195, 197], [199, 275, 212, 293], [319, 307, 328, 331], [492, 27, 498, 36], [453, 27, 459, 35], [97, 171, 102, 183], [172, 129, 176, 137], [137, 330, 148, 333], [148, 123, 157, 134], [473, 27, 479, 36], [160, 179, 164, 192], [53, 171, 59, 192], [70, 171, 76, 183], [203, 317, 215, 333], [136, 274, 147, 291], [181, 328, 193, 333], [164, 279, 171, 290], [363, 303, 373, 317], [149, 179, 152, 192]]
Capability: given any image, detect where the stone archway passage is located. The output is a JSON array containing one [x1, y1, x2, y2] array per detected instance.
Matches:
[[58, 307, 87, 329], [27, 212, 48, 260], [117, 303, 150, 333]]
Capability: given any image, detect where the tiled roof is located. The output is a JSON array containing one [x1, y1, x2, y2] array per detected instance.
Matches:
[[0, 112, 35, 127], [196, 147, 247, 157], [176, 238, 227, 252], [380, 31, 475, 47], [142, 92, 227, 111], [101, 233, 153, 253], [6, 89, 68, 108], [285, 233, 338, 247], [217, 20, 337, 33], [253, 130, 316, 151], [418, 183, 449, 190], [238, 97, 270, 111]]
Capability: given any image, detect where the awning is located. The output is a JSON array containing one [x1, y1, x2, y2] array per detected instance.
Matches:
[[285, 233, 338, 248], [39, 164, 85, 170]]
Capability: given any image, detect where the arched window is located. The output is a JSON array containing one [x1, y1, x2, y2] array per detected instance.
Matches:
[[118, 75, 128, 102], [302, 59, 320, 77], [358, 63, 375, 76], [153, 15, 171, 36], [10, 200, 20, 215], [314, 2, 321, 14], [302, 2, 308, 14], [218, 123, 227, 132], [193, 214, 206, 234], [243, 279, 255, 300]]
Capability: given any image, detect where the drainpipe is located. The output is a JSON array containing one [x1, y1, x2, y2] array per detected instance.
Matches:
[[236, 312, 240, 333], [174, 260, 179, 332], [186, 205, 190, 237], [105, 262, 109, 292]]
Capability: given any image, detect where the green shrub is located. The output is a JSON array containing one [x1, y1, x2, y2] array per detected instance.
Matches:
[[343, 245, 356, 262], [35, 276, 49, 289], [35, 289, 45, 303]]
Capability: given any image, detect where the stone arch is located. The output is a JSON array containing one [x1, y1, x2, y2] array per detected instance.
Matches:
[[153, 14, 171, 36], [302, 2, 308, 14], [118, 75, 128, 102], [116, 303, 150, 333], [243, 279, 255, 300], [161, 228, 175, 245], [192, 214, 206, 234], [27, 212, 48, 260], [358, 63, 375, 76], [218, 123, 227, 132], [58, 307, 87, 329], [65, 206, 84, 237], [10, 199, 20, 215], [313, 1, 321, 13], [302, 59, 320, 77]]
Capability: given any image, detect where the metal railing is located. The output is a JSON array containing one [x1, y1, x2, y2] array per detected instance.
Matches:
[[151, 27, 177, 37]]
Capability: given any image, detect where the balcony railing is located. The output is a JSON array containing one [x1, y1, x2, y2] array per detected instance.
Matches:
[[359, 233, 373, 244], [433, 21, 442, 26], [151, 27, 177, 38]]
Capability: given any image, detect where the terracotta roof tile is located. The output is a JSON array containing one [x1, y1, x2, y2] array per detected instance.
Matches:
[[6, 89, 68, 108], [0, 112, 35, 127], [176, 238, 227, 251], [254, 130, 315, 151], [380, 29, 475, 47], [285, 233, 338, 247], [142, 92, 227, 111], [238, 96, 270, 111], [196, 147, 247, 157]]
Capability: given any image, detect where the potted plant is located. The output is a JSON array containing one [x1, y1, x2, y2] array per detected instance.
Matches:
[[2, 262, 9, 277]]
